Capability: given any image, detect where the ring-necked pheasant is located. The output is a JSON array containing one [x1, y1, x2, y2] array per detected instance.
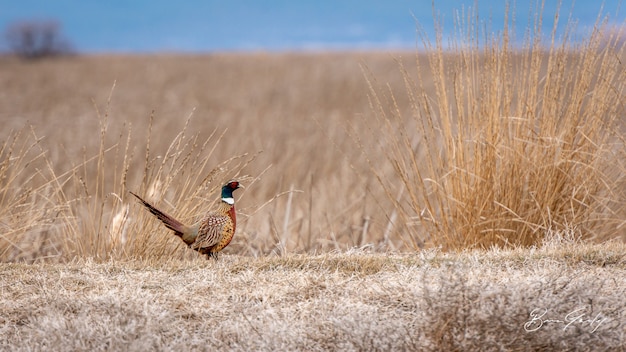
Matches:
[[130, 181, 241, 259]]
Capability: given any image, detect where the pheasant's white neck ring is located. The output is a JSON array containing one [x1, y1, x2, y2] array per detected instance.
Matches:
[[222, 197, 235, 205]]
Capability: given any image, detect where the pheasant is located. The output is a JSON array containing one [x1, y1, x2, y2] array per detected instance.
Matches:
[[130, 181, 241, 259]]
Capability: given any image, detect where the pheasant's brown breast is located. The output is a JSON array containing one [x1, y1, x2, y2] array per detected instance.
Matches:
[[214, 205, 236, 251], [214, 222, 234, 251]]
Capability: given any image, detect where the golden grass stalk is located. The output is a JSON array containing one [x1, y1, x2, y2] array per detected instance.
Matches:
[[362, 7, 626, 249], [0, 128, 61, 261]]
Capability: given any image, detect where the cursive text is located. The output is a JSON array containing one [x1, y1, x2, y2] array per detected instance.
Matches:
[[524, 307, 606, 333]]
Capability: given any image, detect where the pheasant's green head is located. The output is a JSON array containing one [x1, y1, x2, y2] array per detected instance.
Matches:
[[221, 181, 241, 204]]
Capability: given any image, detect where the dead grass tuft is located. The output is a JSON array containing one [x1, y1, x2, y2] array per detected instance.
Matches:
[[361, 6, 626, 250]]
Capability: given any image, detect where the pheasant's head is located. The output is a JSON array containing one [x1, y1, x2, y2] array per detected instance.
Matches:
[[221, 181, 241, 205]]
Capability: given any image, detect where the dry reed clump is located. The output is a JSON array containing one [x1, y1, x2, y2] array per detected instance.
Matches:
[[0, 127, 68, 261], [361, 8, 626, 250]]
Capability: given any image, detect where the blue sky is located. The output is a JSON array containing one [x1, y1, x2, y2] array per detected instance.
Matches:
[[0, 1, 623, 53]]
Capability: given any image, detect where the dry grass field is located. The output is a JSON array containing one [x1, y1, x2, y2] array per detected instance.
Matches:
[[1, 10, 626, 351], [0, 51, 417, 261], [1, 240, 626, 351]]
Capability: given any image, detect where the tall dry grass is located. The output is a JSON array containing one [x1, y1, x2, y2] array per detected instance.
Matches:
[[0, 53, 402, 262], [0, 96, 258, 262], [361, 8, 626, 250], [1, 8, 625, 262]]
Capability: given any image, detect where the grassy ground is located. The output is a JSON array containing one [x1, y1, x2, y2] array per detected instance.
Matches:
[[2, 239, 625, 351]]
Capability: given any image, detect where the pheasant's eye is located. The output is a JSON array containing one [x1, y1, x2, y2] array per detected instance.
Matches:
[[230, 182, 239, 189]]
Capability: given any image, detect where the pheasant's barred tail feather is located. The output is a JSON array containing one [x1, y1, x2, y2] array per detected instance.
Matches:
[[130, 191, 190, 240]]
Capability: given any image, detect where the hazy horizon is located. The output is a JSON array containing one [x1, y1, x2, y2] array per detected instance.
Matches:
[[1, 1, 624, 53]]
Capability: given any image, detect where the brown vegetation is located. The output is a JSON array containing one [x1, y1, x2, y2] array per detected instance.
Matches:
[[0, 52, 411, 261], [361, 17, 626, 250], [1, 240, 625, 351], [1, 8, 625, 350], [2, 35, 624, 261]]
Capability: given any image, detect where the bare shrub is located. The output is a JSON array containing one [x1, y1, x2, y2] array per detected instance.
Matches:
[[4, 19, 73, 59]]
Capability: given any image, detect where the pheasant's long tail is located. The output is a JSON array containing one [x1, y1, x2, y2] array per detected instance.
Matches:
[[130, 191, 192, 243]]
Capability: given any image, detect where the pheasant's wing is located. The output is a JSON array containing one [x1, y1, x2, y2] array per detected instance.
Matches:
[[191, 213, 229, 250]]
